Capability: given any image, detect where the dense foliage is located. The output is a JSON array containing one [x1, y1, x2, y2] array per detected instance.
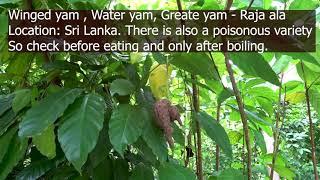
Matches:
[[0, 0, 320, 180]]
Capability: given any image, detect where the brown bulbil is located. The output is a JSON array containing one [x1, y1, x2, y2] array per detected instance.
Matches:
[[153, 99, 182, 147]]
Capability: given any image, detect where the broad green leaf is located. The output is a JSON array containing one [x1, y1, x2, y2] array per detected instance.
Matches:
[[0, 133, 28, 180], [16, 159, 55, 180], [0, 0, 21, 4], [68, 0, 109, 9], [110, 79, 135, 96], [256, 97, 274, 116], [140, 55, 153, 87], [12, 89, 31, 113], [217, 88, 233, 105], [43, 60, 81, 72], [231, 105, 272, 126], [254, 130, 267, 154], [134, 138, 158, 165], [286, 52, 320, 67], [196, 112, 232, 158], [172, 123, 185, 146], [58, 94, 105, 172], [0, 14, 8, 35], [261, 153, 286, 167], [0, 109, 17, 136], [33, 125, 56, 159], [6, 53, 34, 81], [272, 55, 292, 74], [91, 157, 114, 180], [209, 168, 246, 180], [129, 163, 154, 180], [149, 64, 172, 99], [261, 153, 295, 179], [289, 0, 318, 9], [171, 53, 218, 80], [310, 88, 320, 117], [0, 126, 17, 162], [159, 162, 196, 180], [19, 88, 82, 137], [0, 94, 13, 116], [273, 165, 295, 179], [112, 158, 129, 180], [109, 104, 147, 156], [296, 62, 320, 86], [143, 118, 168, 162], [230, 53, 280, 86]]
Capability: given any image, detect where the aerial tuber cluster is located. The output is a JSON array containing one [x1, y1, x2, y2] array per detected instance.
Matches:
[[153, 99, 182, 147]]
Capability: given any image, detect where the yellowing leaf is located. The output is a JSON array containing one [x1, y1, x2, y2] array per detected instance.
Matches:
[[286, 92, 305, 104], [149, 64, 172, 99]]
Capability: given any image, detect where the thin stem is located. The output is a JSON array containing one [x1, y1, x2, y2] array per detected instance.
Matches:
[[192, 75, 203, 180], [224, 53, 252, 179], [215, 104, 221, 172], [270, 74, 284, 179], [301, 62, 319, 180], [247, 0, 255, 10]]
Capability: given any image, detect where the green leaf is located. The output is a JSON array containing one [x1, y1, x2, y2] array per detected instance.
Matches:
[[58, 94, 106, 172], [0, 133, 28, 180], [68, 0, 109, 9], [309, 88, 320, 118], [140, 55, 153, 87], [289, 0, 318, 9], [210, 168, 246, 180], [172, 123, 185, 146], [285, 52, 320, 67], [228, 131, 242, 145], [0, 0, 21, 4], [33, 125, 56, 159], [109, 104, 147, 156], [0, 94, 14, 116], [230, 53, 280, 86], [142, 118, 168, 162], [110, 79, 135, 96], [296, 62, 320, 86], [19, 88, 82, 137], [0, 14, 8, 35], [254, 130, 267, 154], [273, 165, 295, 179], [0, 126, 17, 162], [196, 112, 232, 158], [159, 162, 196, 180], [171, 53, 218, 80], [16, 159, 55, 180], [112, 158, 129, 180], [12, 89, 31, 113], [129, 163, 154, 180], [43, 60, 81, 72], [217, 88, 233, 105], [91, 157, 114, 180], [272, 55, 292, 74], [0, 109, 17, 136]]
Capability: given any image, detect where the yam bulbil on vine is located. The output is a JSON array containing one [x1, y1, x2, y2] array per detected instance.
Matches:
[[153, 99, 182, 147]]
